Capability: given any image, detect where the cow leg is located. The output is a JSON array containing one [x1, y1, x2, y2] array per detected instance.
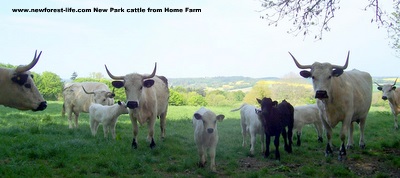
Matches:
[[264, 134, 270, 158], [66, 109, 74, 129], [197, 145, 206, 168], [346, 122, 354, 149], [288, 120, 294, 149], [90, 119, 99, 136], [260, 131, 265, 154], [103, 125, 108, 139], [210, 146, 217, 172], [241, 123, 247, 147], [282, 128, 291, 153], [148, 117, 156, 149], [296, 132, 301, 146], [130, 115, 139, 149], [111, 119, 117, 140], [339, 119, 350, 161], [73, 112, 79, 128], [160, 111, 167, 139], [274, 134, 280, 161], [324, 127, 333, 157], [314, 122, 324, 143], [249, 128, 256, 156], [393, 113, 399, 130], [358, 117, 366, 149]]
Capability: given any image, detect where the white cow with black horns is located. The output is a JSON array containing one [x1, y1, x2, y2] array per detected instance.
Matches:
[[0, 50, 47, 111], [105, 63, 169, 149], [62, 82, 115, 128], [289, 51, 372, 161], [375, 78, 400, 129]]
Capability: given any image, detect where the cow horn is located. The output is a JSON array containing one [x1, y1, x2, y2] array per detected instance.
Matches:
[[289, 52, 312, 69], [82, 86, 95, 95], [332, 51, 349, 70], [374, 82, 382, 87], [105, 65, 124, 80], [15, 50, 42, 73], [143, 62, 157, 79], [394, 78, 398, 86]]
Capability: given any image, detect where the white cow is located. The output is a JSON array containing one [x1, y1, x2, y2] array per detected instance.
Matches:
[[231, 104, 264, 156], [193, 107, 225, 172], [89, 101, 129, 139], [375, 78, 400, 129], [105, 63, 169, 149], [62, 82, 115, 128], [293, 104, 323, 146], [290, 51, 372, 160], [0, 50, 46, 111]]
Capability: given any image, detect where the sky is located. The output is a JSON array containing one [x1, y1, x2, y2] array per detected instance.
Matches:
[[0, 0, 398, 79]]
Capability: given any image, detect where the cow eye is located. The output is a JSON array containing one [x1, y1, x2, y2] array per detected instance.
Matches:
[[140, 86, 143, 90], [311, 76, 315, 80], [328, 76, 332, 79], [30, 75, 34, 79], [24, 83, 31, 88]]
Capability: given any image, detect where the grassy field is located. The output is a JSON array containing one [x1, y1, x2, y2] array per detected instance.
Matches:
[[0, 101, 399, 177]]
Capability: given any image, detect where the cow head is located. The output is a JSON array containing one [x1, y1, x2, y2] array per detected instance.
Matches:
[[3, 50, 47, 111], [105, 63, 157, 109], [82, 86, 115, 105], [194, 111, 224, 134], [375, 78, 397, 101], [256, 97, 277, 116], [289, 51, 349, 100]]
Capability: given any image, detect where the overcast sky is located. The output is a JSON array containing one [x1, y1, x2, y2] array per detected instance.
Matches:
[[0, 0, 398, 79]]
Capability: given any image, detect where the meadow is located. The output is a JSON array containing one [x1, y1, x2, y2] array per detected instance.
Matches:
[[0, 101, 399, 177]]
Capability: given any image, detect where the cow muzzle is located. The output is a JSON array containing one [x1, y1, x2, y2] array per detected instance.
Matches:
[[33, 101, 47, 112], [315, 90, 328, 99], [207, 128, 214, 133], [127, 101, 139, 109], [382, 96, 388, 100]]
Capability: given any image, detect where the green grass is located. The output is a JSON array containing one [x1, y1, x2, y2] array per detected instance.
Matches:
[[0, 102, 399, 177]]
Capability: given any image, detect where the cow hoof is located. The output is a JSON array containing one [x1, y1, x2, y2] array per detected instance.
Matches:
[[150, 139, 156, 149], [318, 137, 323, 143], [360, 144, 366, 149], [338, 155, 347, 161], [132, 139, 138, 149], [346, 145, 354, 150]]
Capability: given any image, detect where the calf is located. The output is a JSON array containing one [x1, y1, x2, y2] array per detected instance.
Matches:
[[89, 101, 129, 139], [231, 104, 264, 156], [294, 104, 323, 146], [193, 107, 225, 172], [256, 98, 294, 160], [375, 78, 400, 129]]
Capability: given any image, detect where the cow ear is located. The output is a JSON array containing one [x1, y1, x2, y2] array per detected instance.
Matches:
[[256, 98, 262, 105], [117, 101, 122, 105], [332, 69, 344, 77], [272, 101, 278, 106], [299, 70, 312, 78], [393, 86, 397, 90], [377, 86, 382, 91], [216, 115, 225, 122], [11, 74, 28, 86], [143, 79, 155, 88], [194, 113, 202, 120], [112, 81, 124, 88]]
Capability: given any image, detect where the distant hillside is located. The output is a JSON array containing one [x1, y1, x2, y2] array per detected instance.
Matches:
[[169, 76, 279, 91]]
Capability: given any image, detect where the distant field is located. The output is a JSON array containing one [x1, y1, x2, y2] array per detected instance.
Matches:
[[0, 102, 399, 177]]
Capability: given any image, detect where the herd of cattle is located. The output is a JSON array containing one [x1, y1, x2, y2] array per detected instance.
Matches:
[[1, 50, 400, 171]]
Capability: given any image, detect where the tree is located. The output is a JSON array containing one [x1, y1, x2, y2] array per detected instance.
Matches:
[[36, 71, 63, 100], [169, 89, 186, 106], [187, 92, 207, 106], [389, 6, 400, 54], [70, 72, 78, 81], [259, 0, 400, 43], [89, 72, 104, 79], [243, 81, 272, 105]]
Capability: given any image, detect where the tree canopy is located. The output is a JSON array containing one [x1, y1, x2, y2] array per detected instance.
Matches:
[[260, 0, 400, 52]]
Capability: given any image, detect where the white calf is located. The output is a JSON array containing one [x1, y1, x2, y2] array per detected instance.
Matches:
[[294, 104, 323, 146], [193, 107, 225, 172], [89, 101, 129, 139], [231, 104, 264, 156]]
